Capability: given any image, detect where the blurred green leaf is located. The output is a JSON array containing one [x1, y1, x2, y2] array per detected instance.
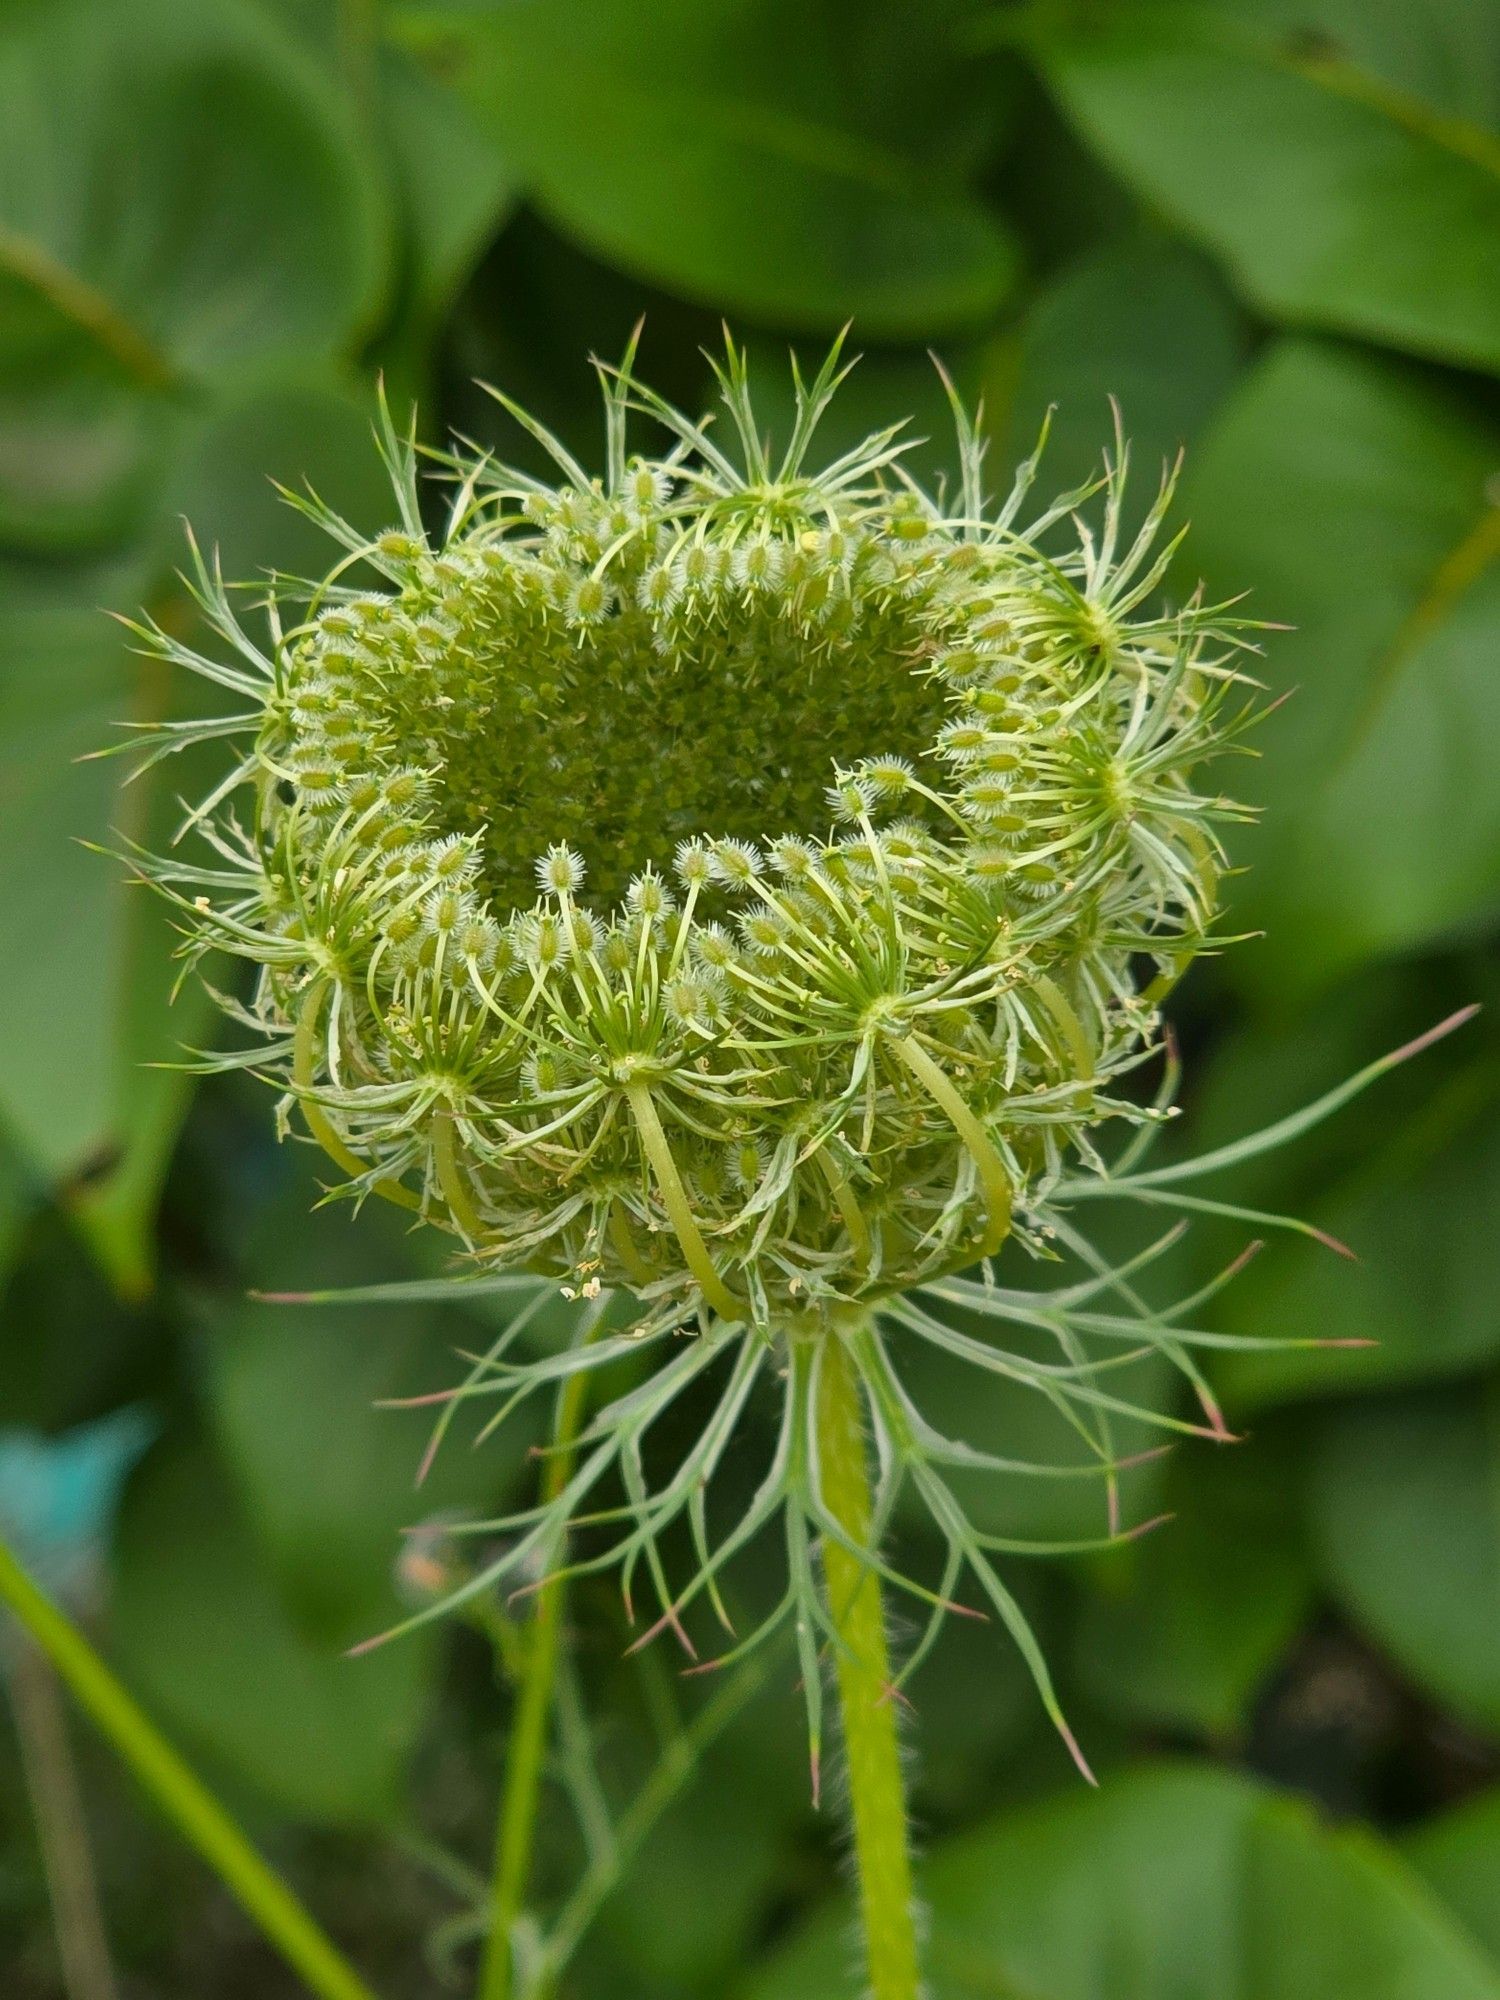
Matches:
[[1183, 976, 1500, 1408], [1311, 1382, 1500, 1736], [377, 52, 518, 392], [1406, 1789, 1500, 1966], [1183, 338, 1500, 1001], [1031, 4, 1500, 372], [1072, 1434, 1314, 1738], [0, 603, 208, 1296], [0, 0, 387, 384], [1180, 1, 1500, 128], [0, 0, 390, 567], [997, 231, 1249, 505], [165, 370, 396, 580], [110, 1435, 431, 1827], [200, 1168, 536, 1641], [399, 0, 1019, 336], [745, 1763, 1500, 1998], [0, 376, 396, 1296]]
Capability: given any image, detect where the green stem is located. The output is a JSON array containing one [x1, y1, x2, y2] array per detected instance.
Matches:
[[815, 1331, 923, 2000], [0, 1540, 376, 2000], [624, 1082, 741, 1319], [478, 1335, 596, 2000], [887, 1033, 1011, 1258], [9, 1646, 119, 2000]]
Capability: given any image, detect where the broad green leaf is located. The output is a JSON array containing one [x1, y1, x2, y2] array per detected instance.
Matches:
[[0, 0, 388, 559], [110, 1436, 431, 1827], [1311, 1383, 1500, 1735], [1031, 5, 1500, 373], [1185, 1, 1500, 129], [398, 0, 1019, 336], [996, 232, 1250, 507], [0, 0, 387, 386], [0, 379, 393, 1295], [164, 369, 397, 581], [744, 1763, 1500, 1999], [1406, 1789, 1500, 1966], [1072, 1434, 1314, 1738], [1182, 338, 1500, 1001], [0, 604, 199, 1296]]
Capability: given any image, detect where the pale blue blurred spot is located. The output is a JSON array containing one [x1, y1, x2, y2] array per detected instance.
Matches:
[[0, 1408, 156, 1621]]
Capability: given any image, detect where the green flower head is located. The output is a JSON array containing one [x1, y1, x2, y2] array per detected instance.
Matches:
[[127, 337, 1277, 1764], [142, 339, 1246, 1328]]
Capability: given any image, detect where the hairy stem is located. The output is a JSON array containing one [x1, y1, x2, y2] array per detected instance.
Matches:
[[479, 1317, 599, 2000], [815, 1330, 923, 2000], [9, 1646, 118, 2000], [0, 1539, 374, 2000]]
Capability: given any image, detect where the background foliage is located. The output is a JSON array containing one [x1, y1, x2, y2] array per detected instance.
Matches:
[[2, 0, 1498, 1993]]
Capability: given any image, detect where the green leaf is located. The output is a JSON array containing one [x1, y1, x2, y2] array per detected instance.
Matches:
[[164, 369, 397, 581], [1183, 972, 1500, 1408], [1072, 1434, 1314, 1738], [1031, 4, 1500, 373], [376, 51, 518, 391], [0, 602, 202, 1296], [1311, 1382, 1500, 1736], [398, 0, 1019, 336], [1406, 1789, 1500, 1967], [1178, 1, 1500, 129], [0, 377, 394, 1295], [745, 1763, 1500, 1999], [199, 1163, 537, 1642], [0, 0, 387, 387], [0, 0, 389, 559], [996, 232, 1250, 506], [1182, 337, 1500, 1001], [110, 1434, 432, 1827]]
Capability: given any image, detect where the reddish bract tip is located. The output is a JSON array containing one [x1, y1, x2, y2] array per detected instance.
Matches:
[[1123, 1511, 1176, 1543], [1382, 1003, 1481, 1071], [1058, 1716, 1097, 1787]]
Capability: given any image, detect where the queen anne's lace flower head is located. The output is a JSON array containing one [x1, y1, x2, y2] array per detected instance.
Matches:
[[145, 342, 1246, 1325], [127, 339, 1269, 1766]]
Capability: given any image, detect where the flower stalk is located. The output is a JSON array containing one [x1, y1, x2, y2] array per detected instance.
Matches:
[[816, 1325, 923, 2000], [480, 1300, 607, 2000]]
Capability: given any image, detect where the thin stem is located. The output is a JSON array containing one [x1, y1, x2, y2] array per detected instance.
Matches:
[[0, 1539, 376, 2000], [886, 1034, 1011, 1258], [624, 1082, 741, 1319], [479, 1313, 601, 2000], [9, 1646, 119, 2000], [815, 1330, 923, 2000], [531, 1649, 775, 1993]]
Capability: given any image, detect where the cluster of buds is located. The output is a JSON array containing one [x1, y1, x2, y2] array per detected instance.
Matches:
[[125, 341, 1291, 1759], [139, 341, 1248, 1337]]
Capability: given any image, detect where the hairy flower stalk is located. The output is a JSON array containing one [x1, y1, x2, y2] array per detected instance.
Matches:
[[122, 335, 1425, 1995]]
